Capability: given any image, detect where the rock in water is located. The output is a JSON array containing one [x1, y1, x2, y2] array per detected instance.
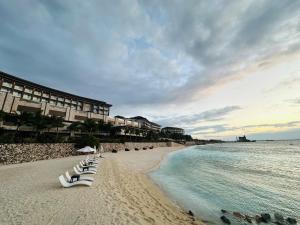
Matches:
[[255, 215, 263, 223], [274, 213, 284, 223], [261, 213, 271, 222], [287, 217, 297, 224], [245, 215, 252, 223], [188, 210, 194, 217], [233, 212, 245, 219], [221, 209, 228, 213], [220, 215, 231, 224]]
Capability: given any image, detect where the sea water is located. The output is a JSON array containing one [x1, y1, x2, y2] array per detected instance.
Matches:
[[149, 141, 300, 224]]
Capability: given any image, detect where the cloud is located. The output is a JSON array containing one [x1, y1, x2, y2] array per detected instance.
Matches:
[[156, 105, 241, 127], [191, 120, 300, 137], [1, 0, 300, 141], [0, 0, 299, 109]]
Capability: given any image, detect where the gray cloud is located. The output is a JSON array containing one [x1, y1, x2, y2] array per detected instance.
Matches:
[[0, 0, 299, 110], [156, 105, 241, 127]]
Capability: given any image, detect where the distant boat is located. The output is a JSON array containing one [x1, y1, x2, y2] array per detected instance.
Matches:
[[236, 135, 256, 142]]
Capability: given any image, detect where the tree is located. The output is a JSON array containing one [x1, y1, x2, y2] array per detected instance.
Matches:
[[50, 116, 65, 140], [82, 119, 97, 134], [4, 112, 32, 131], [0, 110, 7, 122], [30, 111, 48, 137], [68, 121, 82, 132]]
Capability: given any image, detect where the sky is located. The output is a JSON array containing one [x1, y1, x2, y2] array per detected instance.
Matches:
[[0, 0, 300, 140]]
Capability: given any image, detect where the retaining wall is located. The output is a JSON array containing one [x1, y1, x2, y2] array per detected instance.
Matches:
[[0, 141, 182, 165]]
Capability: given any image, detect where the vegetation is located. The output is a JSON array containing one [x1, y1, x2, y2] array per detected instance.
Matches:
[[0, 110, 193, 144]]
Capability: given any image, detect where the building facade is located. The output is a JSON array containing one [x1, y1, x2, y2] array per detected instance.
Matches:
[[161, 127, 184, 135], [130, 116, 161, 132], [0, 71, 112, 122]]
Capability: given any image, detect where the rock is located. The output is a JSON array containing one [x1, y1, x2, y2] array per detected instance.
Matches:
[[142, 147, 147, 150], [287, 217, 297, 224], [245, 215, 252, 223], [188, 210, 194, 217], [112, 149, 118, 153], [233, 212, 245, 219], [261, 213, 271, 223], [134, 148, 139, 151], [221, 209, 228, 213], [255, 215, 263, 223], [125, 148, 130, 151], [220, 215, 231, 224], [274, 213, 284, 223]]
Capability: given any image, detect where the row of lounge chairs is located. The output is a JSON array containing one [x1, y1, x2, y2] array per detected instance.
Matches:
[[58, 154, 101, 188]]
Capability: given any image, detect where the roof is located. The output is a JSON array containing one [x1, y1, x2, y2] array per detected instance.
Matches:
[[130, 116, 161, 127], [162, 127, 184, 130], [115, 115, 125, 119], [0, 70, 112, 107]]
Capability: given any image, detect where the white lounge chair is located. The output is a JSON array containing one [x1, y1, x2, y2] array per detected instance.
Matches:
[[58, 175, 93, 188], [65, 171, 94, 182], [76, 164, 97, 172], [80, 161, 98, 168], [73, 166, 97, 175]]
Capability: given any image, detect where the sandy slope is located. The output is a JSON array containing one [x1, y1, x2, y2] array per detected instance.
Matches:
[[0, 146, 204, 225]]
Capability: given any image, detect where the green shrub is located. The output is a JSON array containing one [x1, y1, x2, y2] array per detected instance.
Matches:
[[0, 132, 15, 144], [75, 135, 99, 148]]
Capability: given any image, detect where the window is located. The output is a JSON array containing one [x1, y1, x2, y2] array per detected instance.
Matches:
[[77, 106, 82, 111], [64, 103, 70, 107], [41, 98, 48, 102], [12, 91, 22, 97], [77, 102, 82, 106], [50, 100, 56, 105], [65, 99, 71, 103], [42, 93, 49, 98], [0, 87, 11, 93], [34, 90, 41, 96], [32, 96, 41, 102], [57, 102, 63, 107], [22, 94, 31, 100], [57, 97, 64, 102], [71, 100, 77, 104], [2, 81, 12, 88], [50, 95, 57, 100], [24, 88, 33, 94], [14, 85, 23, 91]]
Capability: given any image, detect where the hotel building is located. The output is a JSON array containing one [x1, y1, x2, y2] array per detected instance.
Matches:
[[0, 71, 112, 123], [161, 127, 184, 135], [130, 116, 161, 132]]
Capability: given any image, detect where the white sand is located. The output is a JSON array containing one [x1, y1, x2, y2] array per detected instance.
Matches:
[[0, 146, 205, 225]]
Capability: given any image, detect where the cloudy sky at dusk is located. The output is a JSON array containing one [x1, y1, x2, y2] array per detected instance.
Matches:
[[0, 0, 300, 140]]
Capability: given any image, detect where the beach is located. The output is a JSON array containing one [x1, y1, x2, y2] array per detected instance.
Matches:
[[0, 146, 204, 225]]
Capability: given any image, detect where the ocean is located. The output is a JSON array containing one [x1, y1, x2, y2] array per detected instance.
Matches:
[[149, 141, 300, 224]]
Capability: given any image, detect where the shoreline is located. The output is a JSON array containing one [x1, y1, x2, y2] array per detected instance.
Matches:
[[0, 146, 205, 225]]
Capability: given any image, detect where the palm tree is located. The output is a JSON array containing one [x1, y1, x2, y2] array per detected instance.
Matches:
[[68, 121, 82, 132], [30, 111, 48, 137], [82, 119, 97, 134], [3, 112, 32, 141], [50, 116, 65, 140]]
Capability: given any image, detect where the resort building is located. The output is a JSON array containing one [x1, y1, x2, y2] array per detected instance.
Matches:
[[0, 71, 112, 122], [130, 116, 161, 132], [161, 127, 184, 135]]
